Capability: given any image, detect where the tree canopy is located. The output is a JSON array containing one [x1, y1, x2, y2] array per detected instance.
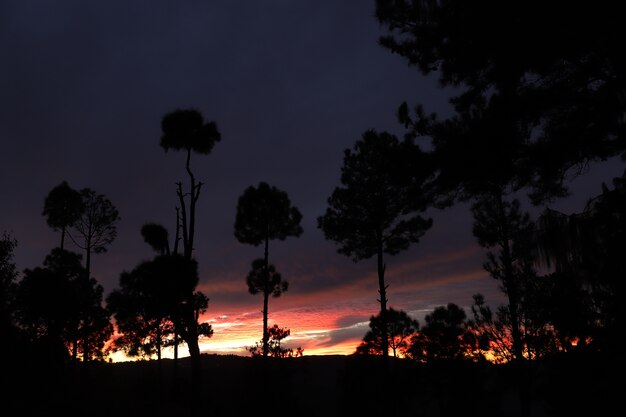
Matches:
[[318, 129, 432, 261], [318, 129, 432, 356], [42, 181, 84, 250], [376, 0, 626, 204], [234, 181, 303, 247], [160, 108, 221, 155]]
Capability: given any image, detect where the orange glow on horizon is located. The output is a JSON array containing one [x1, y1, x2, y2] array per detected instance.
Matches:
[[108, 305, 367, 362], [106, 251, 503, 363]]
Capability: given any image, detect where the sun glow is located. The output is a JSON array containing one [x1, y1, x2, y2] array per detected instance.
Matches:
[[105, 256, 502, 363], [107, 305, 367, 362]]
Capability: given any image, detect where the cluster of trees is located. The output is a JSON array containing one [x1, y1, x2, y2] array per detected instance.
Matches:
[[324, 126, 625, 364], [108, 109, 221, 388], [1, 2, 623, 398], [1, 183, 120, 365], [328, 1, 624, 414], [0, 109, 306, 383], [336, 0, 624, 363]]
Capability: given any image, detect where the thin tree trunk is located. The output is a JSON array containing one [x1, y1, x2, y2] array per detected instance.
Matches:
[[60, 226, 66, 250], [83, 239, 92, 362], [376, 232, 389, 357], [495, 193, 530, 417], [173, 331, 179, 381], [262, 235, 270, 357], [179, 149, 203, 393], [176, 183, 189, 258]]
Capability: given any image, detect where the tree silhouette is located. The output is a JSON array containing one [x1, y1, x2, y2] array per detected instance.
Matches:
[[140, 222, 171, 256], [246, 258, 288, 298], [245, 258, 289, 354], [1, 232, 17, 321], [79, 286, 114, 362], [16, 249, 80, 362], [471, 192, 535, 365], [247, 324, 303, 358], [138, 222, 182, 360], [374, 0, 625, 374], [466, 293, 514, 364], [372, 11, 626, 410], [0, 232, 20, 361], [42, 181, 85, 250], [107, 260, 177, 361], [318, 129, 432, 357], [67, 188, 119, 361], [471, 191, 570, 362], [535, 171, 626, 353], [534, 210, 602, 354], [376, 0, 626, 205], [355, 307, 418, 358], [472, 192, 537, 416], [15, 248, 112, 363], [234, 181, 302, 357], [69, 188, 120, 283], [159, 108, 221, 387], [108, 223, 213, 370], [160, 108, 221, 260], [151, 253, 212, 362], [408, 303, 471, 362]]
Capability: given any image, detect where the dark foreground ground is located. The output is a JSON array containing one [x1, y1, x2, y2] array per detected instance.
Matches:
[[3, 352, 620, 417]]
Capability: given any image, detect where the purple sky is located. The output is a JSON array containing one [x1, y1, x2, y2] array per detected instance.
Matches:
[[2, 1, 623, 355]]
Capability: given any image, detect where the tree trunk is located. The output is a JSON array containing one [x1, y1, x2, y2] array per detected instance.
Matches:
[[495, 194, 530, 417], [83, 243, 92, 362], [60, 226, 66, 251], [376, 233, 389, 357], [178, 149, 203, 386], [262, 235, 270, 357]]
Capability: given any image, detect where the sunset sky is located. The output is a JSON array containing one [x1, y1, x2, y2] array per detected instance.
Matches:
[[2, 1, 622, 360]]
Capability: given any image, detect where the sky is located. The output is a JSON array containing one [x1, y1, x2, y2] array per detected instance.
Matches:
[[1, 0, 623, 360]]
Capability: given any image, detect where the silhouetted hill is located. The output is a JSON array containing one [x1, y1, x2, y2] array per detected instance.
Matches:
[[3, 352, 620, 417]]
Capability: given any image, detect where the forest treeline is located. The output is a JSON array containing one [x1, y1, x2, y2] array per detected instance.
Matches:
[[1, 1, 624, 415]]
